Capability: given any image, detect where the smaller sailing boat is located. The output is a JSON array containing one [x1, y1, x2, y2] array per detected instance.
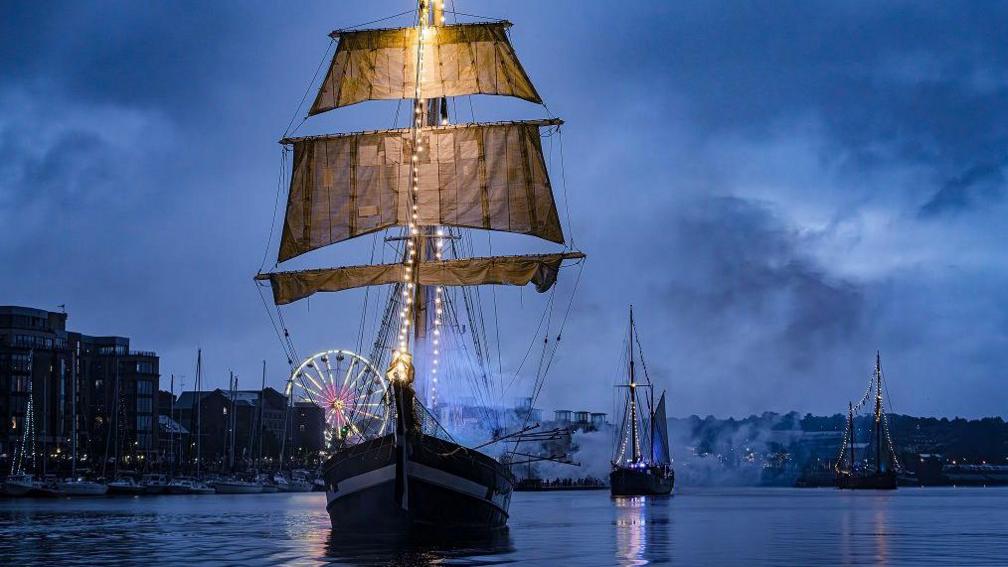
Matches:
[[4, 361, 36, 497], [835, 352, 899, 490], [610, 307, 674, 496]]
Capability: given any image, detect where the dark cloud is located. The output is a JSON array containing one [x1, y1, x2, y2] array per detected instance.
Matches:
[[662, 198, 864, 358], [1, 1, 1006, 418], [920, 157, 1007, 216]]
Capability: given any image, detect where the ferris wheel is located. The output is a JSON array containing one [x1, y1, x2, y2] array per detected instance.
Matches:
[[286, 349, 391, 443]]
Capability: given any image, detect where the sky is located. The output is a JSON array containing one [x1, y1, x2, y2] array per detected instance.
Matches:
[[1, 1, 1006, 419]]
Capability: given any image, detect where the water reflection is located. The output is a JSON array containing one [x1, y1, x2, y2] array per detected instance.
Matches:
[[613, 496, 672, 565], [322, 528, 514, 565]]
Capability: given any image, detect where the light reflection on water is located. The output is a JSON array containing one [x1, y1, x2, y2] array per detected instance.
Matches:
[[1, 488, 1007, 565]]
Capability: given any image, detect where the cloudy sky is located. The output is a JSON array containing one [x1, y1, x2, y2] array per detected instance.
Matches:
[[2, 1, 1006, 418]]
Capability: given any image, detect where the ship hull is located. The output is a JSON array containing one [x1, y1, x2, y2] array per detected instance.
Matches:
[[323, 433, 512, 533], [610, 466, 674, 496], [836, 470, 898, 490]]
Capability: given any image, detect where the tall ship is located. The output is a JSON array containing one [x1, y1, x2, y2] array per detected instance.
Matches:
[[835, 352, 899, 490], [255, 1, 584, 532], [610, 307, 674, 496]]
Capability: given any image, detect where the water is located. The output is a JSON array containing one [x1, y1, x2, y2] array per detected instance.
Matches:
[[1, 488, 1007, 565]]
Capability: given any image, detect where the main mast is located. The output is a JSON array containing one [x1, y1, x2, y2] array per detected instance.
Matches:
[[874, 351, 882, 473], [848, 401, 855, 472], [629, 306, 639, 463]]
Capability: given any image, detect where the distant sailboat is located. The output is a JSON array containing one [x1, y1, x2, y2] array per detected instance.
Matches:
[[610, 307, 674, 496], [4, 354, 36, 497], [835, 352, 899, 490]]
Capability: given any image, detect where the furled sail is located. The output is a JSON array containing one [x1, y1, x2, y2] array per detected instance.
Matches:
[[278, 120, 564, 262], [257, 252, 584, 305], [311, 22, 541, 114], [649, 392, 672, 466]]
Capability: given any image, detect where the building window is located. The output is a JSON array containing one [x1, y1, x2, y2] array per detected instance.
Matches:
[[137, 381, 153, 395]]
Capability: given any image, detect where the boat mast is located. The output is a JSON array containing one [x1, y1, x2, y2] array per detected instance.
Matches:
[[71, 342, 78, 477], [195, 349, 202, 479], [258, 361, 266, 472], [629, 306, 640, 463], [169, 373, 175, 478], [113, 351, 120, 477], [874, 351, 882, 474], [847, 401, 855, 472], [228, 371, 237, 472], [41, 349, 47, 477]]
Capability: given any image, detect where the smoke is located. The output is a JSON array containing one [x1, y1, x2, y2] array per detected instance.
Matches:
[[667, 413, 804, 486], [525, 429, 612, 482], [512, 413, 808, 486]]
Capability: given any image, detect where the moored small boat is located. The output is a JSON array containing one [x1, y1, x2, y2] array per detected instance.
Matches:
[[108, 477, 145, 495], [28, 476, 61, 497], [169, 477, 216, 494], [166, 477, 194, 494], [142, 474, 170, 495], [189, 480, 216, 495], [3, 474, 35, 497], [57, 478, 109, 496], [211, 479, 263, 494], [275, 473, 313, 493]]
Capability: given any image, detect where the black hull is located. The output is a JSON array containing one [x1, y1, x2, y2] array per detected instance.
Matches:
[[323, 432, 512, 533], [610, 466, 674, 496], [836, 470, 898, 490]]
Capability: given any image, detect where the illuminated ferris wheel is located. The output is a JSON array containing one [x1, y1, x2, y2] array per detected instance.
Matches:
[[286, 349, 391, 444]]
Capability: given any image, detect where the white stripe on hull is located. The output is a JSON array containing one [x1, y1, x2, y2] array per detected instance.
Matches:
[[326, 462, 508, 515], [325, 464, 397, 506]]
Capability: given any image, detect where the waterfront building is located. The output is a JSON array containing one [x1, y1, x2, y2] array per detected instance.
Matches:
[[291, 401, 325, 464], [0, 305, 159, 474], [175, 387, 322, 470]]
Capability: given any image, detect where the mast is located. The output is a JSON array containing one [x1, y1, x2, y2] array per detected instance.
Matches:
[[874, 351, 882, 474], [169, 373, 175, 478], [258, 361, 266, 472], [113, 350, 121, 477], [629, 306, 639, 463], [195, 349, 202, 479], [16, 360, 37, 476], [71, 342, 78, 477], [847, 401, 855, 472], [228, 371, 237, 472], [41, 349, 47, 477]]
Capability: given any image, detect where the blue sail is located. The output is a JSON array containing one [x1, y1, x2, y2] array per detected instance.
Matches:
[[649, 392, 671, 465]]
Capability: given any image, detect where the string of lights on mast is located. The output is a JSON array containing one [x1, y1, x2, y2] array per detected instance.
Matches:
[[394, 0, 447, 407]]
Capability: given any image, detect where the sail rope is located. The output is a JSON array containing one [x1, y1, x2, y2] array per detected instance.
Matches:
[[331, 9, 418, 34], [283, 39, 334, 139], [258, 148, 290, 274]]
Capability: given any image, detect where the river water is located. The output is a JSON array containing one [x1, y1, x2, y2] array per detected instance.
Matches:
[[1, 487, 1006, 565]]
